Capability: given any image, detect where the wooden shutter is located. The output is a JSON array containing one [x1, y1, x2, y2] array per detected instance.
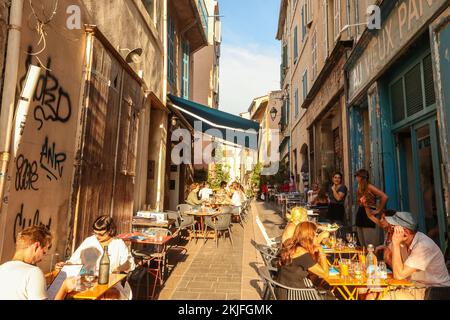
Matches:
[[405, 63, 424, 117], [390, 78, 405, 124], [423, 54, 436, 107]]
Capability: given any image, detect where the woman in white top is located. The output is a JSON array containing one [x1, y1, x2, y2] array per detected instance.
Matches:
[[57, 216, 134, 299]]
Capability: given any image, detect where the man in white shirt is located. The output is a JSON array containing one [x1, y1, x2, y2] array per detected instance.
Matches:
[[199, 182, 213, 201], [382, 212, 450, 300], [0, 226, 76, 300]]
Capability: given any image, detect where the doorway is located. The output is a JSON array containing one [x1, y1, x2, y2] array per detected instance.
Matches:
[[395, 116, 447, 249]]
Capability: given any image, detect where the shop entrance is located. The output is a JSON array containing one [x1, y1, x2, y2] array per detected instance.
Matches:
[[395, 116, 447, 249]]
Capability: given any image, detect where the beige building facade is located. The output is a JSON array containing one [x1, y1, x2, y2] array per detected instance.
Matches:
[[0, 0, 208, 269], [164, 0, 209, 211], [277, 0, 377, 220]]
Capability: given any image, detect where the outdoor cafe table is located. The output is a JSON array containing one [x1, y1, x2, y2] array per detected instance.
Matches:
[[45, 270, 127, 300], [71, 273, 127, 300], [324, 273, 413, 300], [324, 247, 363, 266], [186, 207, 220, 239]]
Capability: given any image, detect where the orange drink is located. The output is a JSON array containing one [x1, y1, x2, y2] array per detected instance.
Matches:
[[340, 263, 349, 277], [359, 254, 366, 266]]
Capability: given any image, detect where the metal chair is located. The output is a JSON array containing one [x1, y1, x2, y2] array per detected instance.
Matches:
[[425, 286, 450, 300], [257, 266, 325, 300], [176, 204, 197, 240], [131, 228, 172, 300], [253, 242, 279, 272], [204, 212, 233, 247]]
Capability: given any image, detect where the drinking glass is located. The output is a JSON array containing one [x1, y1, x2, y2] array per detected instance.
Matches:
[[340, 259, 350, 280], [329, 234, 336, 248], [84, 265, 97, 288], [378, 261, 388, 279], [346, 233, 352, 245], [353, 262, 362, 280]]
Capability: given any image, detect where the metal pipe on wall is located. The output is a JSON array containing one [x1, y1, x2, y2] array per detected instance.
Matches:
[[0, 0, 25, 258]]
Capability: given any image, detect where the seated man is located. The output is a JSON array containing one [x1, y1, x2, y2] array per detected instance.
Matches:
[[0, 226, 76, 300], [382, 212, 450, 300]]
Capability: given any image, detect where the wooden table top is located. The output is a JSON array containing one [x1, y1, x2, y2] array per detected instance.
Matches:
[[118, 232, 172, 245], [71, 274, 127, 300], [132, 218, 176, 228], [324, 274, 413, 287]]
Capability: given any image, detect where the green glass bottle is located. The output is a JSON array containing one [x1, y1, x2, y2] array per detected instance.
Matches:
[[98, 246, 110, 285]]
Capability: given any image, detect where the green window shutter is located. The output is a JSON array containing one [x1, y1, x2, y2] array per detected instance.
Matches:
[[168, 16, 175, 85], [390, 78, 405, 124], [404, 63, 423, 117], [423, 54, 436, 107]]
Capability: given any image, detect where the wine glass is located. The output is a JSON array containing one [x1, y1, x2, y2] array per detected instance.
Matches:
[[346, 233, 352, 245], [378, 261, 388, 279], [84, 265, 97, 289]]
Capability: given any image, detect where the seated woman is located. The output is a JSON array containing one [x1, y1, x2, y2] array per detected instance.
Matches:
[[311, 188, 330, 222], [186, 183, 203, 206], [56, 216, 134, 299], [215, 181, 231, 205], [277, 222, 334, 300]]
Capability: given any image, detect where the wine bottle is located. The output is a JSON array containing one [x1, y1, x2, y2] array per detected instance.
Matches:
[[98, 246, 110, 285]]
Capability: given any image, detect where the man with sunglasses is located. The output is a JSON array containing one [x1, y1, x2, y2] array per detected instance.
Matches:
[[381, 212, 450, 300]]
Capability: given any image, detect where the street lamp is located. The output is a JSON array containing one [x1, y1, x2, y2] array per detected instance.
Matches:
[[171, 116, 179, 128], [270, 107, 278, 121]]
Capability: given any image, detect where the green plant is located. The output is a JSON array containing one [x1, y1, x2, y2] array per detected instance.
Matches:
[[208, 163, 230, 190]]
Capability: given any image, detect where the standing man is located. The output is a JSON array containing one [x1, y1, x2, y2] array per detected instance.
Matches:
[[0, 225, 76, 300]]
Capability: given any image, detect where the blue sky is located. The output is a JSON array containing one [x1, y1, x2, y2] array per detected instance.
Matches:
[[218, 0, 281, 115]]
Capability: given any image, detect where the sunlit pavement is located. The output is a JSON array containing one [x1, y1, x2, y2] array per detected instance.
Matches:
[[158, 200, 283, 300]]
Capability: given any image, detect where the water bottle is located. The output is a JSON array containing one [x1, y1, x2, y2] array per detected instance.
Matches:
[[98, 246, 110, 285], [366, 244, 378, 280]]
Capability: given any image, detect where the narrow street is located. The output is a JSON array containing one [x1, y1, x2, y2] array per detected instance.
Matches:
[[159, 200, 284, 300]]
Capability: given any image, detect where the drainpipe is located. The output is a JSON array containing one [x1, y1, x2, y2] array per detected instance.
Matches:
[[0, 0, 25, 256], [346, 0, 351, 38]]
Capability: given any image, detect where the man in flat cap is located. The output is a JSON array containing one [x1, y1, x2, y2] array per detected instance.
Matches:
[[382, 212, 450, 299]]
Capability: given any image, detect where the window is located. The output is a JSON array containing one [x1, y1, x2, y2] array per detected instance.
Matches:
[[293, 26, 298, 62], [312, 29, 317, 79], [390, 53, 436, 125], [306, 0, 313, 26], [301, 6, 306, 40], [295, 88, 299, 119], [181, 40, 190, 99], [142, 0, 155, 22], [167, 16, 175, 85], [334, 0, 341, 40], [302, 70, 308, 102]]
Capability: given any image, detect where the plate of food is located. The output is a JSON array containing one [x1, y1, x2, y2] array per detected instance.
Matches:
[[317, 223, 340, 232]]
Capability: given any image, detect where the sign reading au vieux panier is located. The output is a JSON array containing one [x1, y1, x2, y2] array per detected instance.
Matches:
[[347, 0, 447, 103]]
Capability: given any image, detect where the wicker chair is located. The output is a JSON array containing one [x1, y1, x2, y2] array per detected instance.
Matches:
[[204, 212, 233, 247], [176, 204, 197, 240]]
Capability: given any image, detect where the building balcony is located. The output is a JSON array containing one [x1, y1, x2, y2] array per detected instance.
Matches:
[[169, 0, 208, 53]]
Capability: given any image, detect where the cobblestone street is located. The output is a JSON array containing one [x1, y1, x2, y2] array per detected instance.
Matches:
[[158, 200, 285, 300]]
